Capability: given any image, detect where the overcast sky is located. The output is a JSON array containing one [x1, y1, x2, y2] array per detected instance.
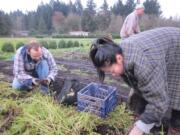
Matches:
[[0, 0, 179, 18]]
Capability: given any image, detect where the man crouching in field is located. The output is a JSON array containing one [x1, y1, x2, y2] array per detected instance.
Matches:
[[89, 27, 180, 135], [12, 41, 58, 94]]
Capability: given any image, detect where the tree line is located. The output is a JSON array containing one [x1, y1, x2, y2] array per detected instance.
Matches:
[[0, 0, 179, 36]]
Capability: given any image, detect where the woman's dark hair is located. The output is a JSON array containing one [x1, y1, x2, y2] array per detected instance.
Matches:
[[89, 37, 123, 82]]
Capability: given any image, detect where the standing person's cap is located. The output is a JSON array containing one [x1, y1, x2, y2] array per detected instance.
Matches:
[[135, 4, 145, 10]]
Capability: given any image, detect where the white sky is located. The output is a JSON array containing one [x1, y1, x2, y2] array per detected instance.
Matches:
[[0, 0, 179, 18]]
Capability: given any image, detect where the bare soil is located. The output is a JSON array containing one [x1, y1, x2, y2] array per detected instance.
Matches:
[[0, 58, 130, 100]]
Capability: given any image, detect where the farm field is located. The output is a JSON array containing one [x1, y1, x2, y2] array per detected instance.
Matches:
[[0, 37, 166, 135]]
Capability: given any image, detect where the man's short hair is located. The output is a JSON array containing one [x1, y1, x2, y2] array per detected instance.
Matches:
[[27, 41, 42, 51]]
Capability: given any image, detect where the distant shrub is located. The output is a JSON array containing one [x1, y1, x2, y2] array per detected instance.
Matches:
[[80, 43, 84, 47], [35, 35, 44, 38], [1, 42, 14, 52], [49, 41, 57, 49], [66, 41, 73, 48], [40, 40, 49, 49], [58, 40, 66, 48], [16, 42, 25, 50], [73, 41, 80, 47]]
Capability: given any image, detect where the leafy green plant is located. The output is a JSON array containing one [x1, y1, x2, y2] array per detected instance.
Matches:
[[73, 41, 80, 47], [16, 42, 25, 50], [40, 40, 49, 49], [58, 40, 66, 48], [1, 42, 14, 52], [48, 41, 57, 49], [66, 41, 73, 48]]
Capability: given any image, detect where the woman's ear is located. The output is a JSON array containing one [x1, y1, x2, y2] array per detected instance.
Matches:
[[116, 54, 123, 64]]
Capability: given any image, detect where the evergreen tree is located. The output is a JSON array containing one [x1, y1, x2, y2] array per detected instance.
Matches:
[[52, 0, 69, 16], [81, 9, 97, 32], [111, 0, 125, 16], [96, 0, 111, 31], [74, 0, 83, 15], [37, 16, 48, 34], [36, 3, 53, 33], [0, 11, 12, 35], [143, 0, 162, 16], [101, 0, 108, 11], [69, 0, 76, 13], [26, 11, 38, 34], [86, 0, 96, 15], [124, 0, 136, 16], [9, 10, 25, 31], [81, 0, 97, 32]]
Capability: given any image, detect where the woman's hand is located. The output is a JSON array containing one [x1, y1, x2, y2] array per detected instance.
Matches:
[[129, 125, 143, 135]]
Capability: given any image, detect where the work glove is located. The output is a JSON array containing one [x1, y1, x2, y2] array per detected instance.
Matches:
[[32, 78, 41, 86], [40, 78, 52, 86], [129, 125, 143, 135]]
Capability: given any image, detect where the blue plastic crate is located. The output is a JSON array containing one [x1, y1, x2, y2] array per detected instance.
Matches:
[[77, 82, 117, 118]]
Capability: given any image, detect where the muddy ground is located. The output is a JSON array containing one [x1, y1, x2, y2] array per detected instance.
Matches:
[[0, 57, 130, 100]]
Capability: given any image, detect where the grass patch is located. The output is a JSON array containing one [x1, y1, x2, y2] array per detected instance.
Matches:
[[0, 81, 133, 135], [0, 52, 14, 61]]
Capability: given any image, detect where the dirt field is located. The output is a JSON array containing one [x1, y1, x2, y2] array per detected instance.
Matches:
[[0, 56, 130, 100]]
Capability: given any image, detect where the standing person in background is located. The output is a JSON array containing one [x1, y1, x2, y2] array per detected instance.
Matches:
[[12, 41, 58, 94], [120, 4, 145, 39]]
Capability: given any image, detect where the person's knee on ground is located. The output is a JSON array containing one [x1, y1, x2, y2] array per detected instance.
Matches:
[[36, 59, 50, 93], [12, 78, 33, 90]]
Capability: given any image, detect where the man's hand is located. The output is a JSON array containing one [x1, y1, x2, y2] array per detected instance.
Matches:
[[32, 78, 41, 86], [129, 125, 143, 135], [40, 78, 51, 86]]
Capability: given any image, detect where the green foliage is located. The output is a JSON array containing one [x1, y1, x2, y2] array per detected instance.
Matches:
[[81, 0, 97, 32], [123, 0, 136, 16], [35, 35, 45, 38], [81, 9, 97, 32], [80, 43, 84, 47], [5, 93, 100, 135], [58, 40, 66, 48], [66, 40, 73, 48], [102, 103, 133, 134], [37, 16, 48, 34], [0, 52, 13, 60], [0, 81, 134, 135], [16, 42, 24, 50], [0, 11, 12, 35], [40, 40, 49, 49], [73, 41, 80, 47], [144, 0, 162, 16], [48, 40, 57, 49], [74, 0, 83, 15], [1, 42, 14, 52]]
